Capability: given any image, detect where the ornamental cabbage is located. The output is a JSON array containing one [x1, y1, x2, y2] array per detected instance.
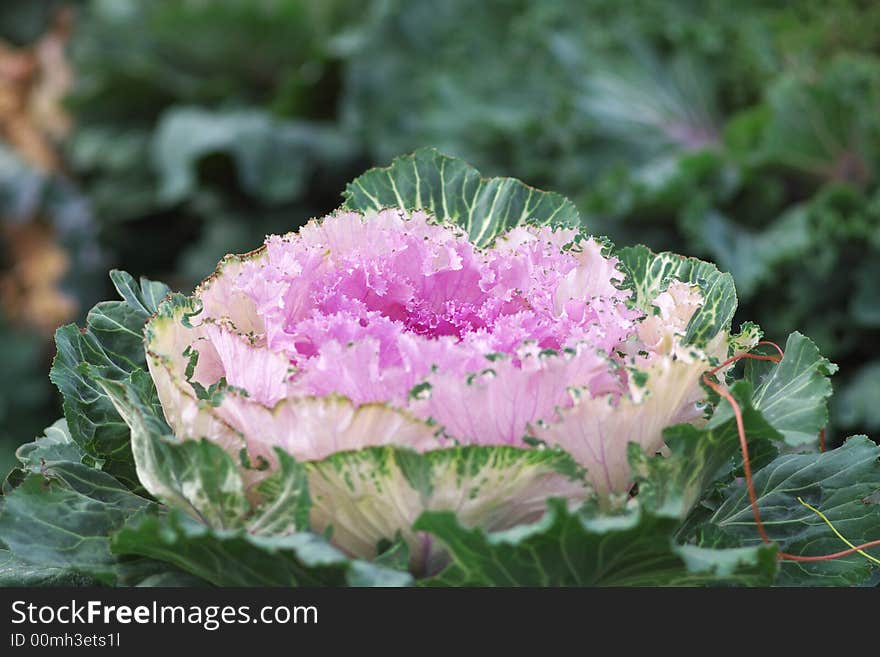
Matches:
[[137, 203, 737, 567]]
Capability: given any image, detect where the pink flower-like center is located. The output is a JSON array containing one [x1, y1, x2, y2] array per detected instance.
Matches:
[[225, 210, 640, 427]]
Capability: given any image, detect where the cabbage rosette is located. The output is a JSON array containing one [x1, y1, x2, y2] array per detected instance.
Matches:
[[110, 153, 749, 573]]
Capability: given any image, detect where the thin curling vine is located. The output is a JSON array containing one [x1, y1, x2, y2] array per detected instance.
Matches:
[[703, 341, 880, 565], [797, 497, 880, 566]]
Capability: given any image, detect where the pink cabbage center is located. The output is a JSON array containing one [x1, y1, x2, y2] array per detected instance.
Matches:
[[207, 210, 643, 443]]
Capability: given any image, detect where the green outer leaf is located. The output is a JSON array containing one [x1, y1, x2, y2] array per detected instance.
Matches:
[[50, 325, 137, 486], [616, 244, 736, 347], [704, 436, 880, 586], [0, 548, 98, 587], [343, 147, 581, 246], [136, 437, 251, 530], [415, 499, 777, 587], [0, 417, 209, 587], [713, 332, 836, 448], [109, 270, 170, 317], [251, 449, 311, 536], [0, 469, 153, 585], [98, 375, 247, 528], [49, 271, 170, 490], [14, 419, 84, 473], [111, 511, 413, 587], [749, 332, 837, 446]]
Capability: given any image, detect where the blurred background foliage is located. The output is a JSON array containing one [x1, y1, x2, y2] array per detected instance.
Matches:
[[1, 0, 879, 473]]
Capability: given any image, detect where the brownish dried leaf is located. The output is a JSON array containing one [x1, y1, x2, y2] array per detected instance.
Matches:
[[0, 8, 73, 171], [0, 222, 77, 335]]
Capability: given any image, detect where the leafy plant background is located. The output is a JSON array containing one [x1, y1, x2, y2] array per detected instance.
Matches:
[[1, 0, 880, 476]]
